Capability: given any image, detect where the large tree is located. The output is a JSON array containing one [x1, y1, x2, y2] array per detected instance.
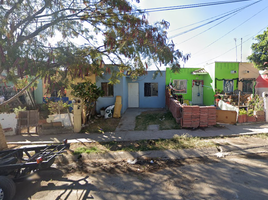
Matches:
[[0, 0, 188, 89], [0, 0, 189, 149], [248, 27, 268, 70]]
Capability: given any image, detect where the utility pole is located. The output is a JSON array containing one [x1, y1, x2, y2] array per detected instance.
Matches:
[[234, 38, 237, 62]]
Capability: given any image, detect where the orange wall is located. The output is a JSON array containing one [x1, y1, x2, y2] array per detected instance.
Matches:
[[238, 63, 259, 91], [43, 73, 96, 98]]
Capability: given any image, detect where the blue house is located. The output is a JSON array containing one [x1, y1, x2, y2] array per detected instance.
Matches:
[[96, 70, 166, 115]]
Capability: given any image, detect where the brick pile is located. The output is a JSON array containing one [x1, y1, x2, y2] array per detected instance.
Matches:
[[208, 107, 217, 126], [167, 96, 217, 128], [192, 106, 200, 128], [181, 106, 192, 128], [256, 115, 265, 122], [169, 98, 182, 124], [181, 106, 200, 128], [199, 107, 208, 127]]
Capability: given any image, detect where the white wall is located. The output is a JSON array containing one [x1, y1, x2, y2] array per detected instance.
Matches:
[[0, 113, 17, 135]]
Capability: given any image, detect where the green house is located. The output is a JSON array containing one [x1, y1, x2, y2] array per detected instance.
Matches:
[[166, 67, 213, 105], [166, 62, 241, 106], [204, 62, 239, 105]]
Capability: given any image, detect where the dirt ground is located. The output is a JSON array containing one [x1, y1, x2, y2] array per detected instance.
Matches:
[[53, 135, 268, 176], [13, 153, 268, 200]]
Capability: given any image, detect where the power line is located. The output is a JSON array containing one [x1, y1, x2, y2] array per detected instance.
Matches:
[[188, 25, 268, 67], [170, 0, 261, 39], [145, 0, 254, 13], [192, 3, 268, 56], [169, 6, 246, 33]]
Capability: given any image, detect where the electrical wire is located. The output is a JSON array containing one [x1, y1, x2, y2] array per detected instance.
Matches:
[[169, 6, 248, 33], [145, 0, 254, 13], [192, 3, 268, 56], [188, 25, 268, 67], [170, 0, 261, 39]]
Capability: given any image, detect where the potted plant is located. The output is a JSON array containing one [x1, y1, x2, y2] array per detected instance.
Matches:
[[247, 109, 256, 122], [238, 109, 247, 123]]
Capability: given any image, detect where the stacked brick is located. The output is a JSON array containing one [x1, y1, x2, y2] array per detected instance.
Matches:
[[169, 98, 182, 124], [166, 94, 217, 128], [181, 106, 201, 128], [256, 115, 265, 122], [199, 107, 208, 127], [208, 107, 217, 126], [170, 104, 217, 128], [192, 106, 200, 128], [181, 106, 192, 128]]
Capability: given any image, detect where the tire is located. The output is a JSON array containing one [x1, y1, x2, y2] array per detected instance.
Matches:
[[0, 176, 16, 200]]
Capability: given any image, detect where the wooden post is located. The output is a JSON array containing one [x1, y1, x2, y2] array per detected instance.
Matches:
[[238, 91, 241, 107]]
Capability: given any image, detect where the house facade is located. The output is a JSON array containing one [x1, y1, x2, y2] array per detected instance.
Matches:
[[166, 62, 259, 106], [96, 70, 166, 114], [166, 67, 213, 106]]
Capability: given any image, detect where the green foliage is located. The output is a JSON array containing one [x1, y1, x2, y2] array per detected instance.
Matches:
[[0, 0, 188, 90], [0, 105, 11, 113], [248, 94, 264, 111], [247, 109, 254, 117], [239, 109, 247, 115], [45, 98, 71, 115], [248, 28, 268, 69], [13, 106, 26, 116], [71, 81, 104, 106], [71, 81, 104, 117]]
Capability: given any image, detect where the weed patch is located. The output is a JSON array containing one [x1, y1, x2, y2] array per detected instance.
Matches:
[[74, 146, 102, 154], [81, 117, 121, 133], [72, 134, 216, 154], [135, 110, 180, 131]]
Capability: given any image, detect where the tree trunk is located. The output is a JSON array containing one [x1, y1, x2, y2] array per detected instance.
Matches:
[[0, 123, 8, 150], [0, 76, 40, 150], [0, 75, 40, 107]]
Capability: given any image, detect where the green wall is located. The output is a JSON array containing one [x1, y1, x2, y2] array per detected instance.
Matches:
[[34, 78, 44, 104], [215, 62, 239, 93], [203, 63, 215, 105], [166, 68, 207, 104]]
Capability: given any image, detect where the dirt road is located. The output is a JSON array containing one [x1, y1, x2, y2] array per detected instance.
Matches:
[[13, 152, 268, 200]]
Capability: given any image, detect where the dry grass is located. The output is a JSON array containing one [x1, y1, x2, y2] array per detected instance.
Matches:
[[72, 134, 216, 154], [81, 117, 121, 133], [135, 110, 180, 131]]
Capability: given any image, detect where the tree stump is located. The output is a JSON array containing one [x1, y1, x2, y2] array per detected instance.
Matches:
[[0, 123, 8, 150]]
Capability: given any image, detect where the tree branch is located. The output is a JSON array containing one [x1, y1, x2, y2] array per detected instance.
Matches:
[[0, 75, 40, 107]]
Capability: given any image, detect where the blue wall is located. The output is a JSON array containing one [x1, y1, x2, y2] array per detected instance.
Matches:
[[95, 73, 126, 114], [128, 71, 166, 108], [122, 76, 128, 113], [96, 70, 166, 114]]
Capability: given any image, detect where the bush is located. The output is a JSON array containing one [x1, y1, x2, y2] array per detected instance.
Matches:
[[46, 99, 71, 115], [239, 109, 247, 115], [247, 109, 254, 117]]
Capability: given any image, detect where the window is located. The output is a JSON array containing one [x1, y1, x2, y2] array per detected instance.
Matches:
[[173, 80, 187, 93], [242, 80, 253, 93], [223, 80, 233, 93], [144, 83, 158, 96], [101, 82, 114, 97]]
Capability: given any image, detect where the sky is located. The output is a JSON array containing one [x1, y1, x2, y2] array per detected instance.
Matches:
[[134, 0, 268, 70]]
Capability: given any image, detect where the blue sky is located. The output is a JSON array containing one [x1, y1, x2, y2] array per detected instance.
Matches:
[[135, 0, 268, 69]]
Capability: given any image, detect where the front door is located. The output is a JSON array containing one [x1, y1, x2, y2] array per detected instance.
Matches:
[[128, 83, 139, 107], [192, 80, 203, 105]]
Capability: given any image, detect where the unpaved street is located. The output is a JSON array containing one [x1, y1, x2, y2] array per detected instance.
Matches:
[[14, 153, 268, 200]]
